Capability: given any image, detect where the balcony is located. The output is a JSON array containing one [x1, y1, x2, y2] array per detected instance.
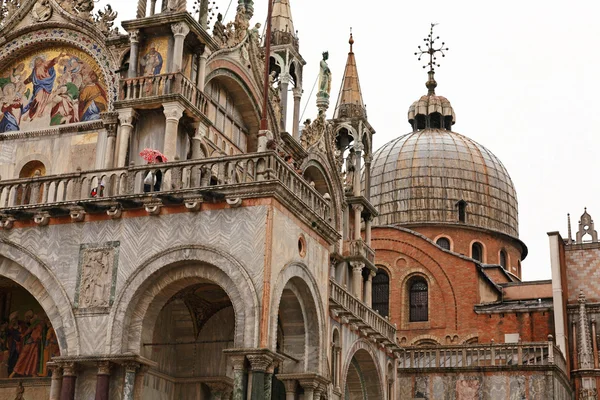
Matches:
[[395, 338, 567, 375], [342, 239, 375, 269], [329, 279, 397, 347], [116, 72, 209, 120], [0, 152, 338, 241]]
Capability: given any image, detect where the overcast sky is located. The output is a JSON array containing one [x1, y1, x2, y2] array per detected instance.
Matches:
[[98, 0, 600, 281]]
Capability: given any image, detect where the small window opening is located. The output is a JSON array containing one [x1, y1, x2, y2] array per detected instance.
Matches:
[[409, 278, 428, 322], [436, 237, 451, 250], [457, 200, 467, 223], [472, 242, 483, 262], [500, 250, 507, 269]]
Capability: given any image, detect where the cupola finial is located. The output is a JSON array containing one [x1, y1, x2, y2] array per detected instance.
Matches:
[[349, 27, 354, 53], [415, 23, 449, 96]]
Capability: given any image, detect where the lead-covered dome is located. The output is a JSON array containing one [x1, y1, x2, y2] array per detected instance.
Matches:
[[368, 129, 519, 238]]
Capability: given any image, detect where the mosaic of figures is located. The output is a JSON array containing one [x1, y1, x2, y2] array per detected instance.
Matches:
[[139, 39, 167, 76], [0, 285, 59, 379], [0, 47, 109, 133]]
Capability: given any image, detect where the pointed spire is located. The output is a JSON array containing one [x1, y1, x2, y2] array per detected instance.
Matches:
[[567, 213, 573, 244], [334, 31, 366, 119], [271, 0, 295, 35]]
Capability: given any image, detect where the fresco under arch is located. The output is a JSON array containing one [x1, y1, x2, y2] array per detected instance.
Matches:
[[0, 46, 109, 133]]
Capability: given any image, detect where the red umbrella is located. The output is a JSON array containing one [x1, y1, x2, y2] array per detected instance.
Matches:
[[139, 148, 168, 163]]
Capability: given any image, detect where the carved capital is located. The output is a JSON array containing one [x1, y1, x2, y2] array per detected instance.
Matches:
[[97, 361, 112, 376], [229, 355, 246, 371], [352, 204, 364, 213], [247, 354, 273, 372], [47, 364, 63, 379], [163, 103, 185, 122], [350, 261, 365, 272], [292, 87, 303, 98], [171, 22, 191, 37], [298, 378, 319, 392], [281, 379, 298, 394], [62, 362, 77, 377], [117, 108, 138, 127], [129, 29, 140, 43], [124, 362, 140, 374]]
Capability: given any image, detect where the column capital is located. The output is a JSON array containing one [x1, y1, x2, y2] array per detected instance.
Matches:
[[129, 29, 140, 43], [62, 361, 78, 377], [369, 270, 377, 278], [229, 355, 246, 371], [47, 363, 63, 379], [117, 108, 138, 127], [171, 21, 190, 37], [97, 361, 112, 376], [246, 354, 273, 372], [350, 261, 365, 272], [163, 102, 185, 122], [352, 204, 364, 213], [298, 378, 319, 391], [292, 87, 303, 98], [279, 72, 292, 85], [124, 361, 140, 373], [280, 379, 297, 394]]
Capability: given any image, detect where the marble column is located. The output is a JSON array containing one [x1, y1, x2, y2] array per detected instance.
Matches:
[[353, 204, 364, 241], [116, 108, 137, 168], [281, 379, 297, 400], [264, 362, 277, 400], [292, 87, 302, 140], [133, 365, 149, 400], [95, 361, 112, 400], [162, 102, 185, 163], [230, 355, 247, 400], [279, 73, 291, 131], [48, 364, 63, 400], [122, 362, 139, 400], [314, 385, 325, 400], [247, 354, 272, 400], [365, 216, 372, 246], [102, 113, 118, 169], [363, 154, 372, 200], [171, 22, 190, 73], [298, 379, 318, 400], [128, 30, 140, 78], [59, 362, 77, 400], [198, 51, 209, 91], [149, 0, 157, 15], [364, 270, 375, 307], [351, 262, 364, 300]]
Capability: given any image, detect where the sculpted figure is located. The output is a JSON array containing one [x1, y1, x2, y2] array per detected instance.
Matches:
[[318, 51, 331, 97], [345, 148, 356, 192], [213, 13, 227, 46]]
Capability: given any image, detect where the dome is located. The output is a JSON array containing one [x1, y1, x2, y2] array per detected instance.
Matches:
[[368, 129, 519, 238]]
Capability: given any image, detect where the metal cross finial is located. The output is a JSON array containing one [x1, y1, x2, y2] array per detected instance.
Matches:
[[415, 23, 449, 72]]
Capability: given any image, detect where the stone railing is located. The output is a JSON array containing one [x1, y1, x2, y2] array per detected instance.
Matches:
[[329, 279, 396, 345], [342, 239, 375, 266], [0, 152, 331, 225], [118, 72, 208, 116], [396, 337, 567, 375]]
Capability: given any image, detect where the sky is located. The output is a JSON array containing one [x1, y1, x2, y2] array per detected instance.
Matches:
[[98, 0, 600, 281]]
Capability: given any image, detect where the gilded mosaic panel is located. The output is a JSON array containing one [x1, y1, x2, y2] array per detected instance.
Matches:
[[0, 46, 108, 133], [139, 37, 169, 76]]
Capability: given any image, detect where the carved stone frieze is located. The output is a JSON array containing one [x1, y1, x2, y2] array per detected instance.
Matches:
[[31, 0, 53, 22], [75, 242, 120, 309]]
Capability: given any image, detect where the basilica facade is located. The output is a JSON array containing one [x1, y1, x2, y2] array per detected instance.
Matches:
[[0, 0, 594, 399]]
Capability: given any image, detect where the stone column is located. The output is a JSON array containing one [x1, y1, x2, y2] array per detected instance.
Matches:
[[95, 361, 112, 400], [298, 379, 318, 400], [364, 270, 375, 307], [593, 319, 599, 369], [353, 141, 363, 197], [128, 30, 140, 78], [198, 51, 209, 91], [230, 355, 247, 400], [351, 262, 364, 299], [122, 362, 139, 400], [281, 379, 297, 400], [264, 362, 277, 400], [314, 385, 325, 400], [279, 73, 291, 131], [48, 364, 63, 400], [171, 22, 190, 73], [133, 365, 149, 400], [136, 0, 147, 18], [353, 204, 364, 241], [117, 108, 137, 168], [247, 354, 272, 400], [292, 87, 302, 140], [365, 216, 372, 246], [149, 0, 156, 15], [163, 102, 185, 163], [363, 154, 372, 200], [59, 362, 77, 400], [102, 113, 118, 169]]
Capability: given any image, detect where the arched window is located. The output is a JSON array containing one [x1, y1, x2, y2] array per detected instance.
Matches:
[[499, 250, 507, 269], [472, 242, 483, 262], [409, 278, 428, 322], [436, 237, 451, 250], [372, 269, 389, 317], [457, 200, 467, 223]]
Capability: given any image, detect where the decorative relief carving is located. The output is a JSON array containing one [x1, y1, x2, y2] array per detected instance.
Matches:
[[94, 5, 118, 36], [31, 0, 53, 22], [75, 241, 119, 310]]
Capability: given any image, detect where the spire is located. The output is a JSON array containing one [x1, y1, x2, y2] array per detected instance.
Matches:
[[271, 0, 295, 39], [334, 31, 366, 119], [567, 213, 573, 244]]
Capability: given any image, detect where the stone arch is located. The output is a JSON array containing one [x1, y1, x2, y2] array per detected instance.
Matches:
[[0, 239, 79, 356], [270, 262, 325, 374], [107, 245, 259, 355], [301, 154, 343, 232], [0, 28, 119, 109], [411, 335, 442, 346], [13, 153, 53, 178], [341, 339, 384, 399]]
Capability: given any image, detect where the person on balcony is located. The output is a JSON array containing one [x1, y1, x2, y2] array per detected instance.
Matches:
[[144, 155, 164, 193]]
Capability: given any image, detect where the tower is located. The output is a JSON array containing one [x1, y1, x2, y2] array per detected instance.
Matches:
[[268, 0, 305, 138]]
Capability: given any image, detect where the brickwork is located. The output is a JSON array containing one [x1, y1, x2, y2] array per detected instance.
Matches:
[[373, 227, 553, 345], [565, 244, 600, 303]]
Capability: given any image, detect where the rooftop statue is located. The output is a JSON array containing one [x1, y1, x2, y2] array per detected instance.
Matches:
[[318, 51, 331, 99]]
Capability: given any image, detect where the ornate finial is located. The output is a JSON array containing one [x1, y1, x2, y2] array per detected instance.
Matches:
[[567, 213, 573, 244], [415, 23, 449, 96], [349, 27, 354, 53]]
